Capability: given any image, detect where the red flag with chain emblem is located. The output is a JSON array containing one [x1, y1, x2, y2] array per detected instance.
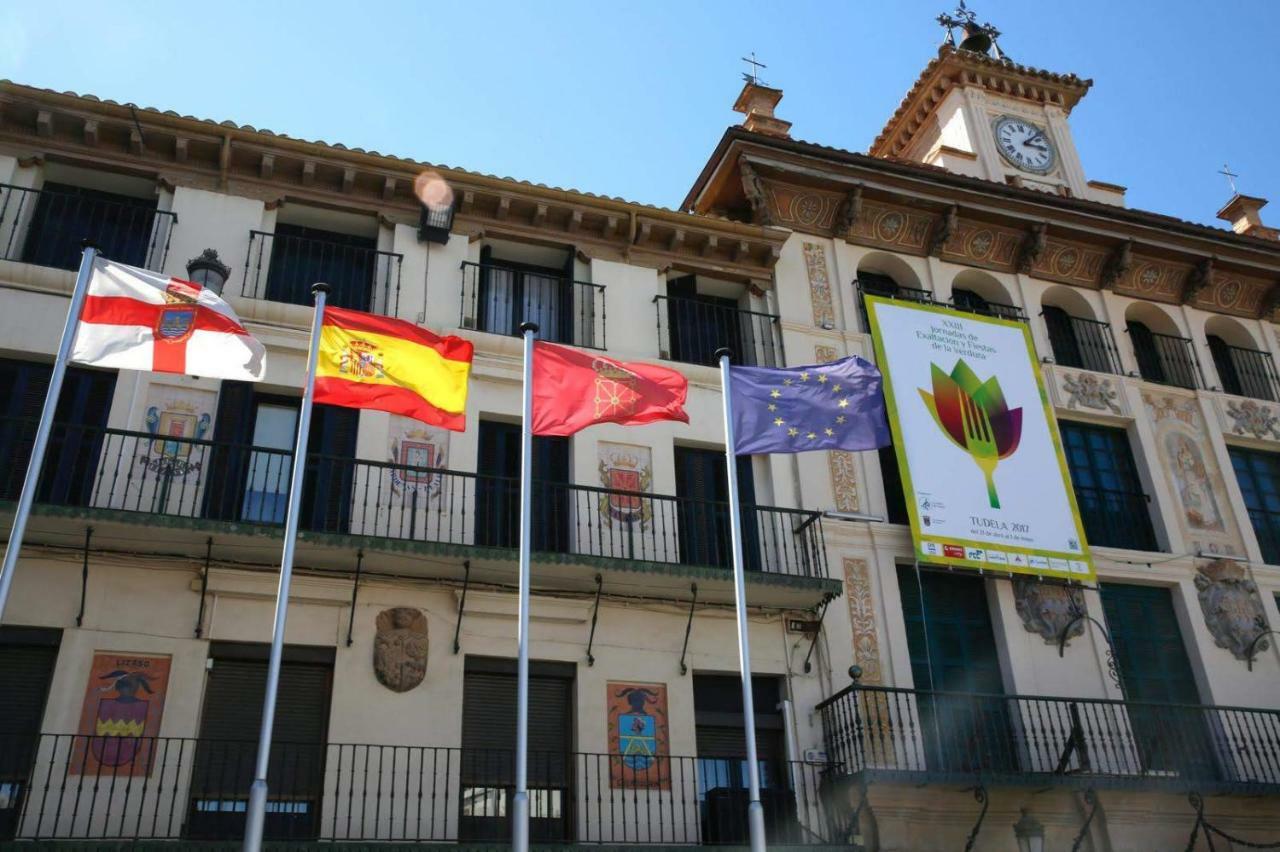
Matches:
[[531, 341, 689, 436]]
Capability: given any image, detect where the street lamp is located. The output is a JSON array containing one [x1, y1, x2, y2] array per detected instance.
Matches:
[[185, 248, 231, 295], [1012, 808, 1045, 852]]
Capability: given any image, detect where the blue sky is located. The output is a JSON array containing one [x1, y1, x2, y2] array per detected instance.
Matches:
[[2, 1, 1275, 228]]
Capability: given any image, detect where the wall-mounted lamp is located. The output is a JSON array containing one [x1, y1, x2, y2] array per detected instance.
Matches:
[[1012, 809, 1045, 852]]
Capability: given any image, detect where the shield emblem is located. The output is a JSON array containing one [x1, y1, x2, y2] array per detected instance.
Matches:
[[618, 712, 656, 770], [373, 607, 429, 692], [607, 467, 642, 519], [399, 441, 438, 488], [92, 697, 148, 766], [156, 306, 196, 342], [154, 410, 196, 458]]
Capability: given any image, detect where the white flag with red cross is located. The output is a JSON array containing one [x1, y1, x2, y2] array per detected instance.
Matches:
[[70, 258, 267, 380]]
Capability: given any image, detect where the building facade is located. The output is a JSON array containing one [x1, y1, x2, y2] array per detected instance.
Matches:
[[1, 15, 1279, 852]]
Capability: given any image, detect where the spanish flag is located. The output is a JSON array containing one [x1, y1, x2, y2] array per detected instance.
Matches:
[[313, 307, 474, 431]]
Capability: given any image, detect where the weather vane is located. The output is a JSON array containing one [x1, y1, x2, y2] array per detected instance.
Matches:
[[1219, 163, 1240, 195], [741, 52, 768, 86], [937, 2, 1006, 59]]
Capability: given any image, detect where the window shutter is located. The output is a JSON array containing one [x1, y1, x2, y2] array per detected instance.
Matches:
[[1126, 321, 1164, 384], [0, 627, 60, 735], [1206, 335, 1242, 396], [1042, 306, 1083, 368], [202, 381, 257, 521], [302, 404, 359, 533]]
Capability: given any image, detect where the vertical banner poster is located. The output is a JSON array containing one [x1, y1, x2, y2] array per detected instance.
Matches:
[[72, 652, 172, 775], [865, 295, 1094, 581], [607, 682, 670, 790]]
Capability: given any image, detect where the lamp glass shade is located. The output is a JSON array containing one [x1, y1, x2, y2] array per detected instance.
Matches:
[[1013, 809, 1044, 852]]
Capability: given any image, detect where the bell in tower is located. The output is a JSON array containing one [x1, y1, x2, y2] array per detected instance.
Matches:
[[937, 2, 1005, 60]]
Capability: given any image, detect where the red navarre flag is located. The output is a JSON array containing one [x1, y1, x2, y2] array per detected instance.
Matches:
[[531, 341, 689, 436]]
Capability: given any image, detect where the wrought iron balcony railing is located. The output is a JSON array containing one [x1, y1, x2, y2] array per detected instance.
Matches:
[[0, 736, 843, 845], [460, 261, 606, 350], [243, 229, 403, 315], [0, 182, 176, 272], [1072, 485, 1159, 552], [1129, 326, 1204, 390], [815, 684, 1280, 795], [653, 295, 784, 368], [0, 419, 829, 581], [1212, 342, 1280, 402], [1043, 312, 1125, 375]]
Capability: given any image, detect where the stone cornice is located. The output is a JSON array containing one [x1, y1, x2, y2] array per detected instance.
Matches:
[[0, 82, 787, 283], [686, 131, 1280, 320]]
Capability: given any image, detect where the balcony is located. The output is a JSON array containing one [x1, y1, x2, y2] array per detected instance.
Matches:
[[0, 182, 176, 272], [243, 229, 403, 315], [0, 420, 834, 605], [0, 736, 842, 845], [1043, 310, 1125, 375], [1210, 340, 1280, 402], [950, 289, 1027, 323], [816, 684, 1280, 795], [460, 261, 605, 350], [654, 295, 783, 367], [1128, 324, 1204, 390]]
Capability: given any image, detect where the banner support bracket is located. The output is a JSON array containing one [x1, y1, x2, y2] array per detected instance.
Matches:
[[345, 548, 364, 647], [194, 537, 212, 638], [453, 560, 470, 654], [75, 526, 92, 627], [679, 583, 698, 675], [586, 573, 603, 666]]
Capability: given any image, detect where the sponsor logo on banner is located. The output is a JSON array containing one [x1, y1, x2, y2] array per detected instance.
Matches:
[[1069, 560, 1090, 575], [985, 550, 1009, 565], [943, 544, 966, 559], [921, 542, 942, 557], [1049, 558, 1070, 572], [1028, 555, 1051, 569], [1009, 553, 1029, 568], [965, 547, 986, 562]]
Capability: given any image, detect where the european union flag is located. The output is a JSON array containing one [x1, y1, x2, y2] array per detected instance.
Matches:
[[728, 355, 891, 455]]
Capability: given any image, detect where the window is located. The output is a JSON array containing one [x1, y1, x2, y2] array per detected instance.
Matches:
[[186, 643, 333, 841], [1207, 335, 1280, 401], [661, 275, 780, 367], [1042, 306, 1121, 374], [475, 421, 570, 551], [1059, 421, 1158, 551], [0, 358, 116, 506], [692, 674, 790, 844], [673, 446, 758, 570], [856, 271, 900, 333], [202, 383, 358, 530], [878, 444, 909, 526], [460, 657, 574, 842], [18, 181, 165, 271], [466, 244, 605, 349], [265, 223, 380, 311], [951, 288, 1025, 322], [0, 627, 61, 840], [1127, 320, 1202, 389], [1229, 445, 1280, 565]]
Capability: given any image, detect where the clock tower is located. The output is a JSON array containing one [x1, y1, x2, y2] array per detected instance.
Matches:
[[871, 5, 1126, 207]]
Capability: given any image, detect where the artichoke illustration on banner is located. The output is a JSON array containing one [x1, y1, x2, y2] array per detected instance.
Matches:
[[919, 359, 1023, 508]]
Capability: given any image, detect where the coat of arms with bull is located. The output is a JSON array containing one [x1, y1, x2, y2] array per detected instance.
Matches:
[[598, 444, 652, 529]]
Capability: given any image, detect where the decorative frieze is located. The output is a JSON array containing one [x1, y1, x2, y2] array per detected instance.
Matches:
[[937, 219, 1022, 271], [1059, 371, 1125, 415], [817, 345, 860, 512], [802, 242, 836, 329], [1029, 237, 1107, 287], [846, 200, 932, 253]]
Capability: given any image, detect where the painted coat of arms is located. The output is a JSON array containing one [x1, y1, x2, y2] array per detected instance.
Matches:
[[597, 443, 653, 528], [145, 400, 211, 462], [607, 682, 670, 789], [73, 653, 171, 776], [389, 421, 448, 498], [373, 607, 429, 692]]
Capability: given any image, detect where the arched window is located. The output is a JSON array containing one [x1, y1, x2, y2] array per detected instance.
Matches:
[[1040, 289, 1121, 374], [950, 270, 1024, 321], [1205, 318, 1278, 401], [1125, 305, 1201, 390]]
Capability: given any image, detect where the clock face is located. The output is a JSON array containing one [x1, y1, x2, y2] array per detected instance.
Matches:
[[993, 116, 1056, 174]]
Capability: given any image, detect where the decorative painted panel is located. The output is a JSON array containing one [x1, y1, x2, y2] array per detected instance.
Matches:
[[802, 242, 836, 329], [761, 179, 843, 232], [842, 557, 883, 685], [1054, 369, 1128, 417], [388, 415, 450, 498], [607, 682, 670, 789], [597, 442, 653, 529], [1143, 391, 1247, 557], [1217, 396, 1280, 442], [938, 220, 1022, 272], [1113, 254, 1188, 303], [816, 345, 860, 511], [72, 653, 172, 776], [1188, 269, 1271, 317], [1029, 237, 1107, 288], [846, 201, 933, 253]]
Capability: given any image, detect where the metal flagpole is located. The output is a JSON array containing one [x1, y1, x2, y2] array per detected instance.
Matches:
[[243, 282, 328, 852], [513, 320, 539, 852], [716, 348, 767, 852], [0, 245, 98, 623]]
